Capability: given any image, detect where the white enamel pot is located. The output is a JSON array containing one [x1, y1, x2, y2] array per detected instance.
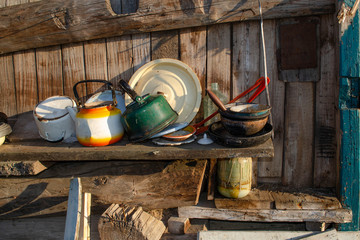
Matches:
[[33, 96, 76, 142]]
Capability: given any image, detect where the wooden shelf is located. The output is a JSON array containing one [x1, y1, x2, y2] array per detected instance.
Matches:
[[179, 192, 352, 224], [0, 112, 274, 162]]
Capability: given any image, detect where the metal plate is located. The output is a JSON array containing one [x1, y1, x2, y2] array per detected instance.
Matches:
[[126, 59, 202, 123]]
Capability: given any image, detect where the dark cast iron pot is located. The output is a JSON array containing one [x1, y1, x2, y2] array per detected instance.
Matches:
[[119, 80, 178, 142]]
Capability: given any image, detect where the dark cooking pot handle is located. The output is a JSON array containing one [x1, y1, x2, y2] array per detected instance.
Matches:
[[73, 80, 117, 107], [119, 80, 140, 101]]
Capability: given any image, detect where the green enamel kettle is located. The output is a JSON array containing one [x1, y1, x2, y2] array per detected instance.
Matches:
[[119, 80, 178, 142]]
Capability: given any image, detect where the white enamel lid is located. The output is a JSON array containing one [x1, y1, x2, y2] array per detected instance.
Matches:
[[126, 59, 202, 123], [86, 90, 126, 113], [34, 96, 76, 120]]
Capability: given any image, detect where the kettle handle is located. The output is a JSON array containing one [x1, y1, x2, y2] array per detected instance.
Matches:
[[73, 80, 117, 107], [119, 80, 140, 101]]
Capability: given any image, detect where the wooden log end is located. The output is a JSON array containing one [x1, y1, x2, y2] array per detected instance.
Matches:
[[168, 217, 191, 235]]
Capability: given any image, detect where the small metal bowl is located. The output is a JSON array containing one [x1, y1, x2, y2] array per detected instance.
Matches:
[[220, 103, 271, 120]]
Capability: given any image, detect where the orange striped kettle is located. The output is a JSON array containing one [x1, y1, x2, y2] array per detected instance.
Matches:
[[66, 80, 124, 147]]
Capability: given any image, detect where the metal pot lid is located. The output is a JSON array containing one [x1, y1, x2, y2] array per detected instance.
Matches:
[[126, 59, 202, 123], [34, 96, 76, 120], [85, 90, 126, 113]]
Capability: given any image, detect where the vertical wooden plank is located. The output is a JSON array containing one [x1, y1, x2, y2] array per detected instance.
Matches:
[[83, 39, 108, 95], [0, 54, 16, 117], [252, 158, 257, 188], [207, 159, 217, 201], [339, 109, 360, 231], [0, 1, 16, 118], [258, 20, 285, 179], [106, 35, 134, 88], [8, 0, 37, 115], [338, 0, 360, 231], [180, 26, 207, 124], [232, 21, 260, 102], [132, 33, 151, 72], [36, 46, 63, 101], [208, 23, 231, 100], [64, 178, 82, 240], [62, 43, 86, 100], [79, 192, 91, 240], [313, 14, 337, 188], [283, 82, 314, 187], [13, 50, 37, 114], [151, 30, 179, 60]]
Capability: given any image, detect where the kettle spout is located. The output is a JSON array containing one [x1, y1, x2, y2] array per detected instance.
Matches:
[[66, 106, 77, 121]]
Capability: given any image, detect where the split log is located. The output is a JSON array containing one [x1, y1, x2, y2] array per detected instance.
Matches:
[[98, 204, 166, 240], [0, 0, 335, 55], [0, 160, 206, 219]]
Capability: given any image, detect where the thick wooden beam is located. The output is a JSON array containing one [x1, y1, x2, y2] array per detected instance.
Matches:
[[178, 197, 352, 223], [0, 160, 206, 219], [0, 0, 335, 55]]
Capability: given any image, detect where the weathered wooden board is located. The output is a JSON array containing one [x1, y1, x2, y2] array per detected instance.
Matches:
[[178, 198, 352, 223], [207, 23, 231, 100], [0, 160, 206, 218], [36, 45, 63, 101], [2, 114, 274, 161], [339, 109, 360, 231], [13, 50, 38, 114], [272, 191, 341, 210], [151, 30, 179, 60], [106, 35, 134, 87], [64, 178, 82, 240], [0, 138, 274, 161], [132, 33, 151, 72], [214, 189, 274, 210], [84, 39, 108, 94], [62, 42, 86, 99], [283, 82, 314, 187], [232, 20, 260, 102], [313, 14, 337, 188], [0, 53, 17, 118], [180, 26, 207, 124], [197, 229, 360, 240], [258, 19, 284, 179], [0, 0, 335, 55]]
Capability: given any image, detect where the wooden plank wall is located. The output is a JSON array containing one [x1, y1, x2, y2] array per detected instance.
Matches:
[[0, 2, 338, 188]]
